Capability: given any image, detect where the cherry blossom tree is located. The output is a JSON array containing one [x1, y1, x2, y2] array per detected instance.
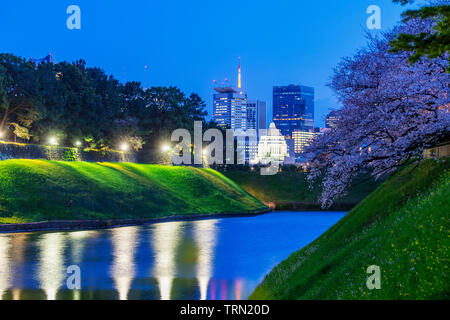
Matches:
[[306, 17, 449, 208]]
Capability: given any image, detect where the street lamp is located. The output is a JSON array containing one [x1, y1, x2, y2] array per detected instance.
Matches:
[[74, 141, 82, 147], [49, 137, 58, 146], [161, 144, 171, 152], [120, 143, 129, 152]]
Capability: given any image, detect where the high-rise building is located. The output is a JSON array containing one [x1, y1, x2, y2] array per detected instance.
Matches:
[[246, 100, 267, 132], [235, 129, 258, 164], [273, 85, 315, 156], [325, 110, 339, 129], [213, 88, 247, 130], [292, 128, 320, 155], [213, 59, 248, 131], [239, 101, 266, 163], [246, 101, 257, 130], [212, 60, 269, 164], [258, 101, 267, 132], [273, 85, 315, 135]]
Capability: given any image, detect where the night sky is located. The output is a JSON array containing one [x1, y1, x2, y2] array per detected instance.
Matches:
[[0, 0, 411, 127]]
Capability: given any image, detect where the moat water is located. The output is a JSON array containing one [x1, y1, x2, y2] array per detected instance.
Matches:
[[0, 211, 345, 300]]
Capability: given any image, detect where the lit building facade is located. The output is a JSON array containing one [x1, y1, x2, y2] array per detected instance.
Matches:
[[273, 85, 315, 156], [213, 88, 248, 130], [292, 128, 320, 155], [213, 59, 248, 131], [255, 123, 289, 165], [325, 110, 339, 129], [246, 100, 267, 132], [213, 59, 266, 164], [235, 129, 258, 164]]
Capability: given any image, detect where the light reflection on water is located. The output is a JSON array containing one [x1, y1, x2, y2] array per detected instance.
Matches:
[[0, 235, 12, 298], [111, 227, 138, 300], [194, 220, 218, 300], [0, 211, 345, 300], [37, 233, 67, 300], [68, 231, 94, 301], [69, 230, 94, 264], [152, 221, 184, 300]]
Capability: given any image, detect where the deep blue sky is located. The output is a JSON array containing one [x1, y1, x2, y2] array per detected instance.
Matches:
[[0, 0, 411, 127]]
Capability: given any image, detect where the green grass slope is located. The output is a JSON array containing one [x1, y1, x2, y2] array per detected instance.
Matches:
[[250, 159, 449, 300], [0, 160, 267, 224], [223, 171, 381, 210]]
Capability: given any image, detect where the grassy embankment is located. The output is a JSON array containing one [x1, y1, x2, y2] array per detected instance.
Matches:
[[250, 159, 449, 299], [223, 171, 381, 210], [0, 160, 267, 224]]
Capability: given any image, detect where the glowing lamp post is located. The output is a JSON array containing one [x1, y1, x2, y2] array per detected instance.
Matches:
[[202, 148, 209, 168], [74, 141, 82, 147], [120, 143, 129, 152], [161, 144, 171, 153], [48, 137, 58, 146], [160, 144, 173, 166]]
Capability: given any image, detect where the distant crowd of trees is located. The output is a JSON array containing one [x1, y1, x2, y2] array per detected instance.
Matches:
[[0, 53, 217, 154]]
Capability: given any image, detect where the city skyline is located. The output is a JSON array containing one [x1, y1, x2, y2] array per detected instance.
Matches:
[[0, 0, 408, 128]]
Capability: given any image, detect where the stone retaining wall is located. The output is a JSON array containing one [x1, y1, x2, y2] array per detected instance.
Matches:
[[0, 209, 272, 233]]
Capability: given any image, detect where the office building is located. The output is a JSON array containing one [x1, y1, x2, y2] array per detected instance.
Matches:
[[273, 85, 314, 135], [213, 59, 248, 131], [213, 88, 247, 130], [273, 85, 315, 156], [292, 128, 320, 155], [246, 100, 267, 132], [212, 60, 268, 164], [235, 129, 258, 164], [325, 110, 339, 129]]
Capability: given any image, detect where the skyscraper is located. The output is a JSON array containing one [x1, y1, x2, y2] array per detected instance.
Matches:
[[213, 88, 247, 130], [213, 59, 248, 131], [246, 100, 267, 132], [273, 85, 315, 156], [235, 129, 258, 164], [292, 128, 320, 155]]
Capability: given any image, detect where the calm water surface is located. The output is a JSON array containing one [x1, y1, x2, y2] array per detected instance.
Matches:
[[0, 211, 345, 300]]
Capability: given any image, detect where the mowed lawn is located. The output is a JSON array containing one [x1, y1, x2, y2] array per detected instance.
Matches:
[[0, 160, 267, 223]]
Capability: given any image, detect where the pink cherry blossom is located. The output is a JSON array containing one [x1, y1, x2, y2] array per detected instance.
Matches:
[[305, 18, 449, 208]]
